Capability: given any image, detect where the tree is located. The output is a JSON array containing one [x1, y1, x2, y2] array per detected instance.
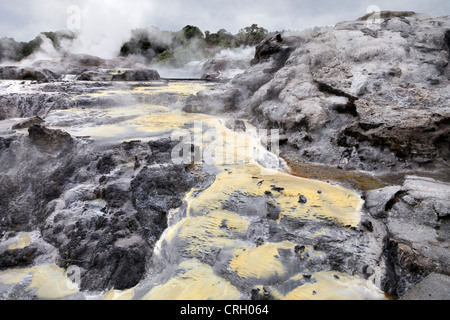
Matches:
[[205, 29, 235, 48], [236, 24, 268, 46], [182, 25, 204, 40]]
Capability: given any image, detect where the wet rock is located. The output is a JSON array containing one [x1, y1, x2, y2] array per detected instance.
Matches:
[[11, 116, 45, 130], [131, 164, 197, 242], [96, 154, 116, 175], [36, 139, 199, 291], [201, 59, 250, 80], [298, 195, 308, 204], [111, 69, 160, 81], [76, 71, 113, 81], [28, 125, 73, 149], [183, 87, 242, 114], [445, 29, 450, 52], [0, 66, 56, 82], [251, 34, 290, 66]]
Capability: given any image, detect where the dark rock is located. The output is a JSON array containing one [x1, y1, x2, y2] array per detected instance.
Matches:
[[251, 34, 284, 65], [298, 195, 308, 204], [361, 220, 374, 232], [183, 87, 241, 114], [0, 66, 56, 82], [201, 59, 250, 80], [96, 155, 116, 175], [266, 200, 281, 220], [251, 286, 274, 300], [12, 116, 45, 130], [367, 176, 450, 298], [28, 125, 73, 148], [0, 247, 37, 270], [445, 29, 450, 51], [111, 69, 160, 81], [131, 164, 197, 241], [76, 71, 113, 81]]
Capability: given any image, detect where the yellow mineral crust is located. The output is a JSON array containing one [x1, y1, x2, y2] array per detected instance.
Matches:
[[188, 163, 363, 227], [168, 209, 250, 256], [142, 259, 241, 300], [0, 265, 78, 299], [8, 233, 32, 250], [229, 241, 297, 279], [102, 288, 135, 300], [75, 82, 208, 99], [271, 271, 386, 300]]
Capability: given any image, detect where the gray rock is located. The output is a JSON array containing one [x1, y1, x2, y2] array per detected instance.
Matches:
[[76, 71, 113, 81], [365, 176, 450, 298], [400, 273, 450, 300], [111, 68, 160, 81], [186, 15, 450, 174], [0, 66, 56, 82], [11, 116, 45, 130]]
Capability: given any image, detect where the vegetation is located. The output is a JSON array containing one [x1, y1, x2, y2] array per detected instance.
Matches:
[[235, 24, 268, 46], [119, 24, 271, 66], [0, 31, 76, 62]]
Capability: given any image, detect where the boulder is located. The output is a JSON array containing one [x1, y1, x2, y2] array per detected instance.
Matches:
[[365, 176, 450, 298], [0, 66, 56, 82], [28, 124, 73, 148], [201, 59, 250, 80], [111, 68, 160, 81], [76, 71, 113, 81], [11, 116, 45, 130], [183, 87, 242, 114]]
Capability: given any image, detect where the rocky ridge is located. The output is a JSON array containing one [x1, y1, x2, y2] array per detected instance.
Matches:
[[0, 53, 160, 83]]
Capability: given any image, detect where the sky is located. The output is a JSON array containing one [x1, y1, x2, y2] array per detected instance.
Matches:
[[1, 0, 449, 42]]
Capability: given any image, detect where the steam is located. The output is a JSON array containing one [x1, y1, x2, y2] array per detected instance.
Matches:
[[152, 45, 255, 79], [65, 0, 152, 59]]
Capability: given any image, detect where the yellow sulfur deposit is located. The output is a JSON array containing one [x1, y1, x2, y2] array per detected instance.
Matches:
[[102, 288, 135, 300], [0, 265, 78, 299], [75, 82, 208, 99], [187, 163, 363, 227], [271, 271, 386, 300], [169, 209, 250, 256], [229, 241, 297, 279], [142, 259, 241, 300], [8, 233, 32, 250]]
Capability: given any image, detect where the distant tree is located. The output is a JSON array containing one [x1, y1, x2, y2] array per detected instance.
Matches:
[[17, 36, 43, 60], [182, 25, 204, 40], [236, 24, 268, 46], [119, 28, 168, 63], [205, 29, 236, 48]]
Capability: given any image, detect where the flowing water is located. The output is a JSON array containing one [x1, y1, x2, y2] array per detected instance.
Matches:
[[0, 81, 386, 300]]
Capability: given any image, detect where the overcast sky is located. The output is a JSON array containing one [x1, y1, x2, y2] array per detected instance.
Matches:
[[1, 0, 449, 41]]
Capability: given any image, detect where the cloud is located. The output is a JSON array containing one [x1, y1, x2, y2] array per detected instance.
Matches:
[[0, 0, 449, 44]]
